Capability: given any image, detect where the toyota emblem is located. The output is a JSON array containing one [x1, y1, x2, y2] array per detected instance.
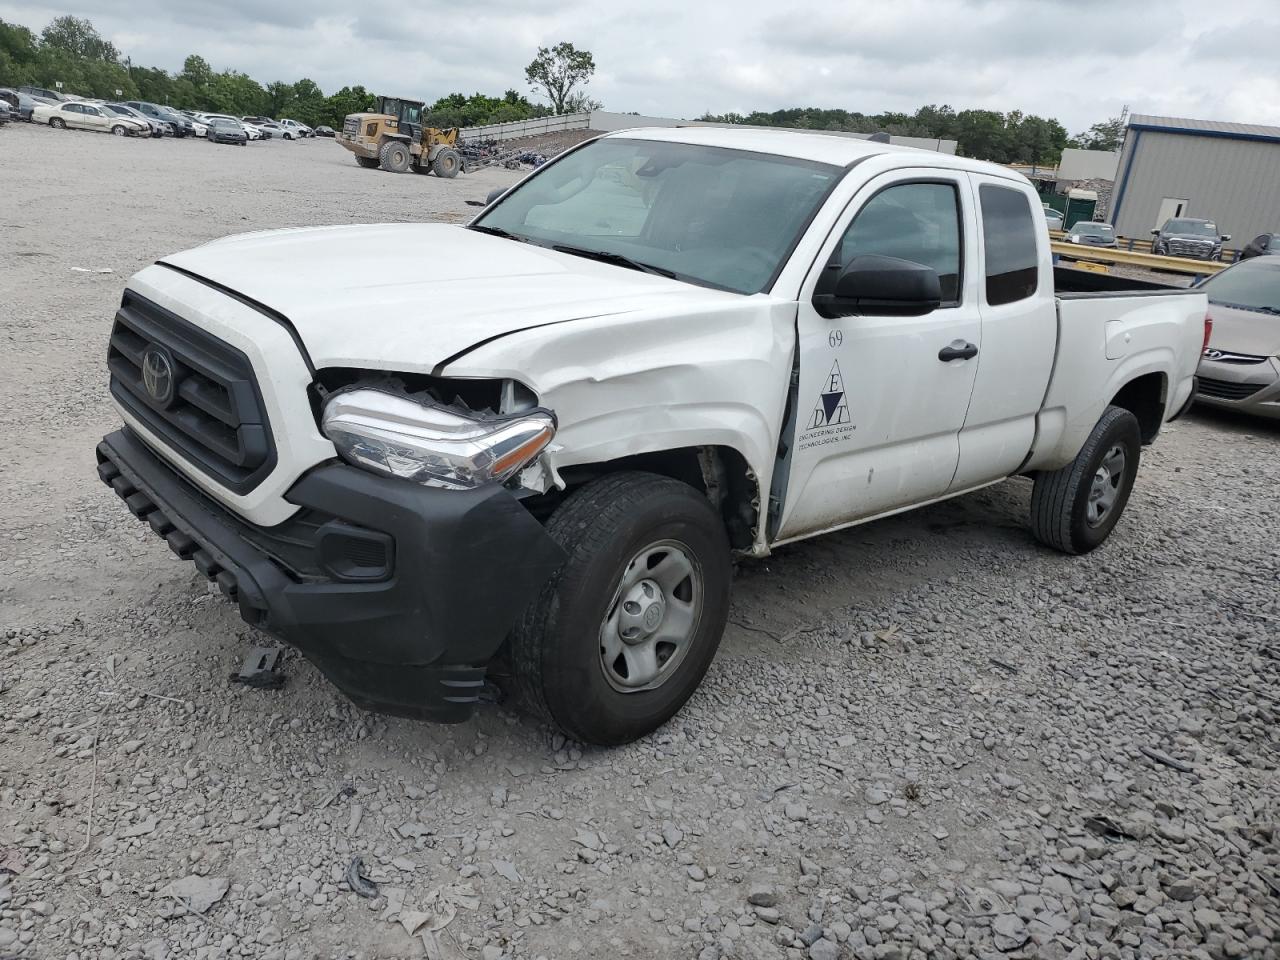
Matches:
[[141, 345, 175, 405]]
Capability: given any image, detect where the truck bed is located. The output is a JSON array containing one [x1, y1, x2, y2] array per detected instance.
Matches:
[[1053, 264, 1194, 295]]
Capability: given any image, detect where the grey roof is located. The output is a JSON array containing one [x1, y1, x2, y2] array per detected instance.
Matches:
[[1129, 114, 1280, 142]]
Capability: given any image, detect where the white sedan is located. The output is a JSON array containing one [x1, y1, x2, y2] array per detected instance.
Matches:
[[33, 101, 150, 136]]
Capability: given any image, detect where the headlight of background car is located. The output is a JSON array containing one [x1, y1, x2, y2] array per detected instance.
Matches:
[[321, 388, 556, 490]]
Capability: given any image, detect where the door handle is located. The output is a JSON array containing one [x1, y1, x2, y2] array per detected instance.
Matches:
[[938, 340, 978, 362]]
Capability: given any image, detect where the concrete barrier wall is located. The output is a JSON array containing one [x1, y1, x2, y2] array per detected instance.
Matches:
[[461, 111, 957, 155]]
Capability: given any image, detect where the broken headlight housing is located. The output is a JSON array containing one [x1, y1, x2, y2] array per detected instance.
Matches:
[[321, 387, 555, 490]]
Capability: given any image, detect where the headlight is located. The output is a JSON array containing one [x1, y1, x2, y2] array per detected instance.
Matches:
[[321, 388, 555, 490]]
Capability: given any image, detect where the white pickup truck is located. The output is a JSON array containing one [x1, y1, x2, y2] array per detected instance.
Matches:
[[97, 127, 1208, 744]]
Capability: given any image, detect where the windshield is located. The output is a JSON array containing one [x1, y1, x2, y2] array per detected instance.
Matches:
[[212, 118, 242, 129], [1198, 259, 1280, 314], [1074, 223, 1114, 236], [1165, 219, 1218, 237], [473, 138, 841, 294]]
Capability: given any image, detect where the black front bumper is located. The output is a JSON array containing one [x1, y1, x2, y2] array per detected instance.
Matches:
[[97, 428, 564, 722]]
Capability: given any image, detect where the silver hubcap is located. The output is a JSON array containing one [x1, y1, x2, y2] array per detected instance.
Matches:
[[1087, 444, 1127, 526], [599, 540, 702, 693]]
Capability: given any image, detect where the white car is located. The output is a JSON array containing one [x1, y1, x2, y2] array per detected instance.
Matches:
[[278, 118, 312, 139], [95, 127, 1207, 745], [33, 100, 150, 136], [191, 120, 209, 138]]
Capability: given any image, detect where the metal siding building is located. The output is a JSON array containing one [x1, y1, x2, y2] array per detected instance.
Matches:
[[1110, 115, 1280, 244]]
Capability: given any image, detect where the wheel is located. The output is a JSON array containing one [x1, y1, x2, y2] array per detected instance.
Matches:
[[50, 117, 65, 129], [355, 156, 381, 169], [1030, 405, 1141, 555], [510, 472, 732, 746], [111, 124, 126, 136], [379, 139, 411, 173], [239, 140, 246, 146], [284, 132, 293, 140], [431, 147, 461, 179]]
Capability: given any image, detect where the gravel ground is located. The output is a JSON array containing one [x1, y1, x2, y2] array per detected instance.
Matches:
[[2, 122, 1278, 960]]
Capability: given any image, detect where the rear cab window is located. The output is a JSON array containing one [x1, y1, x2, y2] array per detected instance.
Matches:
[[979, 184, 1039, 305]]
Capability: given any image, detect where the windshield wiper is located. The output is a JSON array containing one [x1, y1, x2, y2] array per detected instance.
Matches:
[[468, 224, 528, 243], [549, 244, 679, 280]]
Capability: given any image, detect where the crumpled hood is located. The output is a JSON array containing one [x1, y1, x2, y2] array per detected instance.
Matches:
[[160, 223, 737, 372], [1206, 301, 1280, 357]]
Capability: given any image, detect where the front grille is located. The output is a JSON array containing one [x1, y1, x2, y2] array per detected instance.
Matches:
[[1203, 350, 1268, 365], [1197, 377, 1264, 401], [1168, 239, 1215, 259], [343, 117, 359, 136], [108, 291, 275, 494]]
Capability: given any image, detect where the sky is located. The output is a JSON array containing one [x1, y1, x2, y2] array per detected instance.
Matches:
[[5, 0, 1280, 133]]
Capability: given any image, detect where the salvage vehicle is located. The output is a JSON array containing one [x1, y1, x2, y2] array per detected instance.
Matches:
[[33, 100, 149, 136], [1062, 221, 1119, 248], [104, 103, 166, 138], [125, 101, 193, 137], [95, 128, 1208, 744], [337, 94, 463, 177], [1194, 255, 1280, 419], [1240, 233, 1279, 260], [1151, 217, 1229, 260], [207, 117, 249, 146]]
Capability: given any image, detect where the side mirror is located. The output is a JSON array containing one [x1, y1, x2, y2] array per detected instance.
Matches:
[[1150, 229, 1159, 236], [814, 255, 942, 319], [485, 187, 506, 206]]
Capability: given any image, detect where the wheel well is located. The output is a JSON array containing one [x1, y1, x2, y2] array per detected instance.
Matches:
[[1109, 373, 1167, 444], [527, 447, 760, 550]]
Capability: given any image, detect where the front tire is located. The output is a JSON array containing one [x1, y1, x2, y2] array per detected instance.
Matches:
[[1030, 405, 1141, 555], [510, 472, 732, 746], [432, 147, 461, 178], [111, 124, 126, 136], [379, 139, 411, 173]]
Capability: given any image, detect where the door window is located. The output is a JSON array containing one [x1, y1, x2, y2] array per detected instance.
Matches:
[[979, 184, 1039, 306], [835, 182, 963, 304]]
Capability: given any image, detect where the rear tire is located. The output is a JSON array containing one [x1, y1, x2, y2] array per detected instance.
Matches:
[[50, 117, 65, 129], [355, 156, 380, 168], [379, 139, 411, 173], [431, 147, 461, 179], [510, 472, 732, 746], [1030, 405, 1141, 555]]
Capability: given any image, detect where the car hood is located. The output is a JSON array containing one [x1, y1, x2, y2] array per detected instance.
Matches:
[[159, 223, 740, 372], [1206, 301, 1280, 357], [1163, 232, 1219, 243]]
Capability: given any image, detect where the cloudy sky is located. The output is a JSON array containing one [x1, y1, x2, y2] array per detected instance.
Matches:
[[5, 0, 1280, 132]]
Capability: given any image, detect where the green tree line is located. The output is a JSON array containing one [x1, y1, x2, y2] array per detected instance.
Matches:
[[698, 104, 1074, 165], [0, 15, 551, 129]]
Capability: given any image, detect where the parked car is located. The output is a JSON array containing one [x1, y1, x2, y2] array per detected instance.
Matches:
[[33, 100, 149, 136], [94, 127, 1207, 744], [1240, 233, 1279, 260], [1151, 218, 1229, 260], [1194, 256, 1280, 419], [313, 125, 335, 138], [242, 122, 265, 141], [1042, 206, 1064, 231], [18, 84, 68, 102], [0, 100, 10, 125], [277, 118, 312, 139], [1, 89, 43, 121], [125, 101, 194, 137], [207, 117, 248, 145], [103, 103, 165, 138], [244, 117, 284, 137], [1062, 221, 1119, 248]]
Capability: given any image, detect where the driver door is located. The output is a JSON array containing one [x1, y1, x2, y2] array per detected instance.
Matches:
[[773, 171, 983, 542], [80, 104, 108, 131]]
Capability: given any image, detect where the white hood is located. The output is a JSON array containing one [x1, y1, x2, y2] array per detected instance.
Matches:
[[159, 223, 738, 372]]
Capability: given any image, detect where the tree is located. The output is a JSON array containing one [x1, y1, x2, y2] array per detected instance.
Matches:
[[1073, 115, 1126, 152], [181, 54, 212, 90], [525, 42, 595, 115], [41, 15, 117, 62]]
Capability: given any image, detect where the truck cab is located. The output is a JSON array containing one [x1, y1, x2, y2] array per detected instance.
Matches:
[[96, 127, 1206, 745]]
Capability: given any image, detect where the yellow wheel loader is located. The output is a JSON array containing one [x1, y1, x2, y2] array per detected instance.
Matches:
[[337, 96, 463, 178]]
